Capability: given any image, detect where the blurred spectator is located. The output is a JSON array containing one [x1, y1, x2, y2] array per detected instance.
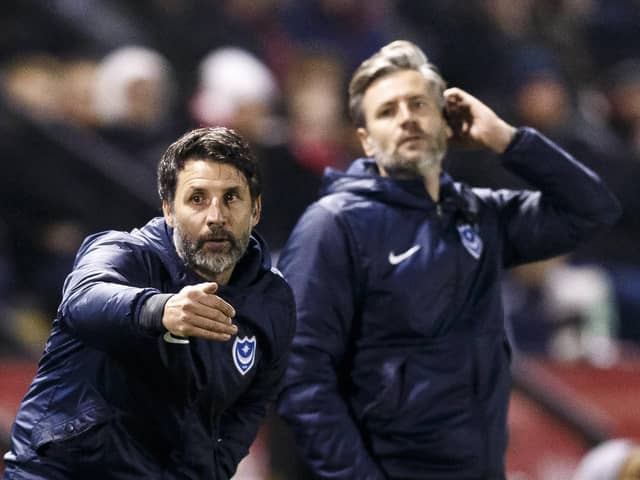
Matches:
[[94, 45, 175, 130], [285, 53, 352, 174], [504, 257, 620, 367], [510, 46, 572, 134], [191, 46, 320, 252], [603, 59, 640, 158], [506, 44, 621, 185], [94, 45, 182, 167], [1, 53, 63, 121], [572, 438, 640, 480], [482, 0, 537, 40], [544, 262, 619, 366], [191, 46, 280, 143]]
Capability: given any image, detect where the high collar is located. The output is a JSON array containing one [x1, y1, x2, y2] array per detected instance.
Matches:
[[320, 158, 477, 223]]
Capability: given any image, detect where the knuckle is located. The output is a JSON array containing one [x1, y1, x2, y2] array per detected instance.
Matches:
[[176, 324, 188, 336], [186, 289, 199, 300]]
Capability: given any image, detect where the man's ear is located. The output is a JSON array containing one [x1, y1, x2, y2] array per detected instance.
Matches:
[[251, 196, 262, 228], [162, 200, 174, 227], [357, 127, 376, 157]]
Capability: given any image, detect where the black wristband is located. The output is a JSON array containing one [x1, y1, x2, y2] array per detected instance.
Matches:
[[138, 293, 174, 335]]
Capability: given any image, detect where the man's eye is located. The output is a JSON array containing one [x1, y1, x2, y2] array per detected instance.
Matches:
[[191, 194, 203, 204], [378, 107, 393, 117], [224, 192, 238, 203]]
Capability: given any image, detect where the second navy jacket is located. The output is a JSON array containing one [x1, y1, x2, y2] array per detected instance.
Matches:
[[277, 128, 620, 480]]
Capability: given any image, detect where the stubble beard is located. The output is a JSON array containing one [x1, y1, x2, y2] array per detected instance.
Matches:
[[375, 130, 448, 179], [172, 221, 251, 280]]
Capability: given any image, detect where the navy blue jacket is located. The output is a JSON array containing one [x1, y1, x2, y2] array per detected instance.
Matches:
[[277, 128, 620, 480], [3, 218, 296, 479]]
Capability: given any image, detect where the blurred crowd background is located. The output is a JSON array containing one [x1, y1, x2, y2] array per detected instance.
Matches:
[[1, 0, 640, 478]]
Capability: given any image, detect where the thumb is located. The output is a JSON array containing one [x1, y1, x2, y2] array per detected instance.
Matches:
[[202, 282, 219, 294]]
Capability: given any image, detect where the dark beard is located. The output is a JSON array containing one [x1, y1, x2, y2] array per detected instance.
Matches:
[[173, 223, 250, 279]]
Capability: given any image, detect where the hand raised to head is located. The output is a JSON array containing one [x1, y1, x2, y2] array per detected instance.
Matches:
[[444, 87, 516, 153]]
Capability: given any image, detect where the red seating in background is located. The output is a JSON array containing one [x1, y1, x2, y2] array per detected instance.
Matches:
[[507, 358, 640, 479]]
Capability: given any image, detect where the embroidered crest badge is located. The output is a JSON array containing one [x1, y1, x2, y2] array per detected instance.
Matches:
[[457, 224, 483, 260], [232, 336, 257, 375]]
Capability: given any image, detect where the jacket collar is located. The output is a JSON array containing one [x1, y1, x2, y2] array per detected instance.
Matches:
[[321, 157, 479, 223]]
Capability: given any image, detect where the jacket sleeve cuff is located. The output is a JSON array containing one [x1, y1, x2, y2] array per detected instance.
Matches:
[[138, 293, 173, 336], [501, 126, 530, 156]]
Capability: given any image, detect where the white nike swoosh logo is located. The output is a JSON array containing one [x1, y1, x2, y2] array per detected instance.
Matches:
[[388, 245, 421, 265], [163, 332, 190, 344]]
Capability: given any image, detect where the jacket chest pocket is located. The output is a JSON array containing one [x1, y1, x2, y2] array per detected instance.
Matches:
[[31, 404, 113, 457]]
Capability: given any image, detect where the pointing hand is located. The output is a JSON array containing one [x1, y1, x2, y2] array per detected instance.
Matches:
[[162, 282, 237, 341]]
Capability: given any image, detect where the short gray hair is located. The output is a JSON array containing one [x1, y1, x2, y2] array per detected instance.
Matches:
[[348, 40, 446, 127]]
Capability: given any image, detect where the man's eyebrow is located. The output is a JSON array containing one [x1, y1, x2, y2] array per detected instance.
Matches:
[[376, 94, 427, 108], [225, 185, 242, 194], [183, 186, 204, 194], [375, 99, 396, 111]]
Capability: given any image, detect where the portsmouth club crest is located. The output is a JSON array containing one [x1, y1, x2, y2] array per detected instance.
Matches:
[[232, 336, 257, 375], [457, 223, 483, 260]]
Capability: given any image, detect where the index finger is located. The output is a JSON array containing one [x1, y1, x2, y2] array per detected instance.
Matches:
[[444, 87, 465, 101], [197, 293, 236, 318]]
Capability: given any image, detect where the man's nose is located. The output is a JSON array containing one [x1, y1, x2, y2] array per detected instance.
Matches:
[[398, 102, 416, 124], [206, 198, 227, 225]]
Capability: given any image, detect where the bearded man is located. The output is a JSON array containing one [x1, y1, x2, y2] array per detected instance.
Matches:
[[3, 127, 295, 480], [276, 40, 621, 480]]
